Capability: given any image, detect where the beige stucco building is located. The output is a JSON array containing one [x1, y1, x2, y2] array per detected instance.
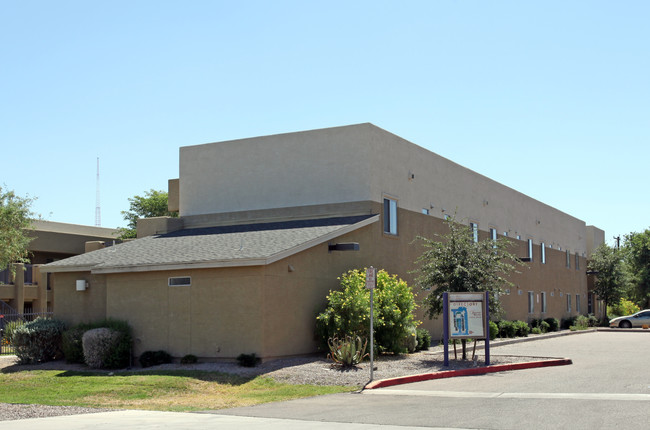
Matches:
[[43, 123, 605, 360]]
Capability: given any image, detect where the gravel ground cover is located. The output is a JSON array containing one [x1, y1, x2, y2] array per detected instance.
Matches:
[[0, 344, 543, 421]]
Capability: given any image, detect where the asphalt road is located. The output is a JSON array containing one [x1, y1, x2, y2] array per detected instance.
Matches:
[[217, 330, 650, 429]]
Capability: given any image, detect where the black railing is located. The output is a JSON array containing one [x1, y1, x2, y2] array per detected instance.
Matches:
[[0, 303, 54, 355]]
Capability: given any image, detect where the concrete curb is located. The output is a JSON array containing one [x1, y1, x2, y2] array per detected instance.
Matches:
[[364, 358, 573, 390]]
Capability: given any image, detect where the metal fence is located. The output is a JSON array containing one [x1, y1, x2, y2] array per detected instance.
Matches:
[[0, 304, 53, 355]]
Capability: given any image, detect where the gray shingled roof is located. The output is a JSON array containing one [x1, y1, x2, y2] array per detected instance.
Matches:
[[43, 215, 378, 274]]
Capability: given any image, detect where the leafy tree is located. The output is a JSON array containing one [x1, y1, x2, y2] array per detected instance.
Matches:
[[413, 215, 522, 359], [587, 244, 627, 312], [118, 189, 178, 239], [316, 268, 419, 354], [0, 186, 34, 273], [624, 229, 650, 308]]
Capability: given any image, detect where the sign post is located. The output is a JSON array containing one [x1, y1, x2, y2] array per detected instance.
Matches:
[[365, 266, 376, 381], [443, 292, 490, 366]]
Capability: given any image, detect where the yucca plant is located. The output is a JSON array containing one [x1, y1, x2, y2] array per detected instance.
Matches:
[[327, 335, 368, 367]]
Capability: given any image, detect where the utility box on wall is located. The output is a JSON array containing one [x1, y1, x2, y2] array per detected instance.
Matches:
[[76, 280, 87, 291]]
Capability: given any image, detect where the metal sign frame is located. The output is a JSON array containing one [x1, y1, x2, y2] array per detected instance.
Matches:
[[443, 291, 491, 366]]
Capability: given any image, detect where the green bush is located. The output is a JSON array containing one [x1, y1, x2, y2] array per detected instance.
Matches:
[[236, 353, 261, 367], [62, 326, 86, 364], [12, 318, 66, 364], [544, 318, 560, 332], [531, 327, 542, 334], [62, 319, 132, 368], [498, 320, 516, 338], [570, 315, 590, 331], [2, 320, 23, 345], [513, 320, 530, 337], [561, 317, 576, 330], [139, 350, 172, 368], [489, 321, 499, 339], [587, 314, 600, 327], [540, 320, 550, 333], [608, 298, 640, 318], [180, 354, 198, 365], [416, 327, 432, 350], [316, 269, 419, 355]]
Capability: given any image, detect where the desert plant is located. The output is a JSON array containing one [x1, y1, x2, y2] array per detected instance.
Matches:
[[327, 335, 368, 367], [139, 350, 172, 368], [544, 317, 560, 332], [402, 325, 418, 353], [416, 327, 432, 351], [316, 269, 419, 355], [181, 354, 198, 365], [236, 353, 261, 367], [11, 317, 65, 364]]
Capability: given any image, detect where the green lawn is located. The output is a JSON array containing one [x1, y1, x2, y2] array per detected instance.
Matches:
[[0, 369, 353, 411]]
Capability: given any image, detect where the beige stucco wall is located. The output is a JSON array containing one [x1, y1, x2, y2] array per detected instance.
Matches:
[[179, 124, 594, 256]]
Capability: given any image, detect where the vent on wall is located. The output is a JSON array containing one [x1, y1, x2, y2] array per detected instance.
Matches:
[[169, 276, 191, 287]]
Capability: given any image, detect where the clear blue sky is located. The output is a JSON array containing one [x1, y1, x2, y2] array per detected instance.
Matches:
[[2, 1, 648, 245]]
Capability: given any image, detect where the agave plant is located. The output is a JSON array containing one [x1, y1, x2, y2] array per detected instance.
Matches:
[[327, 335, 368, 367]]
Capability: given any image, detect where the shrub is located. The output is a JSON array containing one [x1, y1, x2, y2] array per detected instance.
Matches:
[[540, 320, 550, 333], [416, 327, 432, 351], [3, 320, 23, 345], [316, 269, 419, 355], [544, 318, 560, 332], [489, 321, 499, 339], [83, 328, 122, 369], [62, 326, 86, 364], [402, 325, 417, 353], [181, 354, 198, 365], [498, 320, 516, 338], [236, 353, 261, 367], [139, 350, 172, 368], [561, 317, 576, 330], [587, 314, 600, 327], [62, 319, 132, 368], [513, 320, 530, 337], [531, 327, 542, 334], [570, 315, 590, 331], [608, 298, 640, 318], [12, 318, 66, 364]]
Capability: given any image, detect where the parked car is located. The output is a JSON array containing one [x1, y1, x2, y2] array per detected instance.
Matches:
[[609, 309, 650, 328]]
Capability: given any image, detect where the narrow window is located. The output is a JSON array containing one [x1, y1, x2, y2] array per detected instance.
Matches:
[[516, 235, 521, 240], [528, 291, 534, 313], [503, 231, 508, 237], [383, 198, 398, 235], [541, 242, 546, 264], [576, 295, 581, 313], [527, 239, 533, 261], [168, 276, 191, 287], [541, 292, 547, 313], [575, 253, 580, 270], [566, 250, 571, 268], [588, 293, 594, 314], [567, 294, 572, 312], [470, 222, 478, 242], [489, 228, 497, 248]]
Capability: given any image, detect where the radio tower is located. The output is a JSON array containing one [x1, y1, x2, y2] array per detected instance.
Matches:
[[95, 157, 101, 227]]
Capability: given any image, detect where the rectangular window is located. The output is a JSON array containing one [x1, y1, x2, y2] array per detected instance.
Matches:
[[383, 198, 398, 235], [516, 235, 521, 240], [422, 208, 429, 215], [575, 253, 580, 270], [503, 231, 508, 237], [576, 295, 581, 313], [541, 243, 546, 264], [541, 292, 547, 313], [490, 228, 497, 248], [528, 291, 534, 313], [567, 294, 572, 312], [588, 293, 594, 314], [527, 239, 533, 261], [470, 222, 478, 242], [566, 250, 571, 268], [168, 276, 191, 287]]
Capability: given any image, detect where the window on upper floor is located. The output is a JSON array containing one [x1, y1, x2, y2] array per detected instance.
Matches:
[[383, 197, 398, 235], [575, 253, 580, 270], [527, 239, 533, 261], [541, 243, 546, 264], [566, 250, 571, 268], [489, 228, 497, 247]]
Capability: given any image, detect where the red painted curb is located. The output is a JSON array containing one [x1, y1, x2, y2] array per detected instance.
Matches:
[[364, 358, 573, 390]]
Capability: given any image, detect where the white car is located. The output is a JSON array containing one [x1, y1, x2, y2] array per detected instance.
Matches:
[[609, 309, 650, 328]]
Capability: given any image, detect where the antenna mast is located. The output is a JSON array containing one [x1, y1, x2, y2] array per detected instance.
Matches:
[[95, 157, 101, 227]]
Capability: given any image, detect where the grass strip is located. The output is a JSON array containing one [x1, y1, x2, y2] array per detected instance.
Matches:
[[0, 369, 353, 411]]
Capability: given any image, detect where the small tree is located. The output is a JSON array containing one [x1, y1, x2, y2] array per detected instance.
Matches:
[[0, 186, 34, 273], [587, 243, 626, 313], [413, 215, 522, 358], [316, 269, 419, 354], [624, 229, 650, 308], [118, 189, 178, 239]]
